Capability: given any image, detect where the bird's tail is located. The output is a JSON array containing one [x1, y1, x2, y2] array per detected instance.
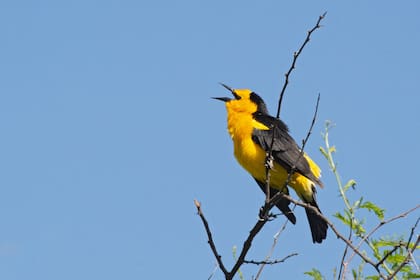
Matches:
[[305, 198, 328, 243]]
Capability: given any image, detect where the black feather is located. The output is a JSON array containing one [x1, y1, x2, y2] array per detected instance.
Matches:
[[303, 188, 328, 243], [254, 179, 296, 224], [251, 112, 322, 186]]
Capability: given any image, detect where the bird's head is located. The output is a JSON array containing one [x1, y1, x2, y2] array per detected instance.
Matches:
[[213, 83, 269, 115]]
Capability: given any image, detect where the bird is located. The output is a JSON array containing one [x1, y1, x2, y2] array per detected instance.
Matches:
[[213, 83, 328, 243]]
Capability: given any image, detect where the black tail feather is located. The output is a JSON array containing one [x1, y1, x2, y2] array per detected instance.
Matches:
[[305, 199, 328, 243]]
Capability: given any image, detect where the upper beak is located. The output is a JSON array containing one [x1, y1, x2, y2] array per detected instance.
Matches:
[[212, 83, 236, 102], [220, 83, 234, 93]]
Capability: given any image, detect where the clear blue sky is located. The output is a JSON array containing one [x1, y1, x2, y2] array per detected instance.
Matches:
[[0, 1, 419, 279]]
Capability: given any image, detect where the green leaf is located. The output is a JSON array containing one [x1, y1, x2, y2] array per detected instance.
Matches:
[[334, 212, 350, 226], [232, 246, 245, 280], [304, 269, 325, 280], [352, 218, 366, 236], [352, 269, 357, 279], [344, 179, 357, 192], [397, 263, 412, 273], [352, 197, 363, 209], [406, 272, 420, 279], [360, 201, 385, 221], [373, 239, 401, 248], [365, 276, 380, 280], [386, 253, 406, 265]]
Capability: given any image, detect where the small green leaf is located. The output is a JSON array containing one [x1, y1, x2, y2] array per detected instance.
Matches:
[[406, 272, 420, 279], [232, 246, 245, 280], [397, 263, 412, 273], [360, 201, 385, 221], [352, 197, 363, 209], [352, 219, 366, 236], [365, 276, 380, 280], [344, 179, 357, 192], [386, 253, 406, 265], [373, 239, 401, 248], [352, 269, 357, 279], [304, 269, 325, 280], [319, 147, 328, 159], [334, 212, 350, 226]]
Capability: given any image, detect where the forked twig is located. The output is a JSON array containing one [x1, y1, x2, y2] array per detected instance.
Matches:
[[276, 12, 327, 119]]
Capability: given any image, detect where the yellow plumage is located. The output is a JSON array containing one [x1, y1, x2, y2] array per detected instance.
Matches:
[[214, 85, 328, 243]]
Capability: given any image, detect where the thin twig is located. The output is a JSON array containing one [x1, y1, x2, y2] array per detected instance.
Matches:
[[385, 235, 420, 280], [264, 138, 275, 205], [194, 200, 230, 276], [405, 216, 420, 251], [207, 262, 219, 280], [338, 220, 353, 280], [254, 204, 297, 280], [276, 11, 327, 119], [228, 219, 269, 280], [244, 253, 298, 265], [375, 242, 404, 269], [265, 10, 326, 210], [270, 93, 320, 209], [403, 217, 420, 272]]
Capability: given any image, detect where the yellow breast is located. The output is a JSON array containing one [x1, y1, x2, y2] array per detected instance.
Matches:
[[226, 109, 316, 201]]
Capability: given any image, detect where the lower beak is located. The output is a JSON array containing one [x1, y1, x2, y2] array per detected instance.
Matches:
[[212, 97, 231, 102]]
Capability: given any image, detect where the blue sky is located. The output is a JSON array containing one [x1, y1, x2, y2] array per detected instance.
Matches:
[[0, 1, 419, 279]]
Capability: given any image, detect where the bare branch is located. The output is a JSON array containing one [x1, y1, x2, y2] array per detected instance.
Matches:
[[194, 200, 230, 276], [265, 10, 326, 212], [276, 12, 326, 119], [406, 216, 420, 251], [244, 253, 298, 265], [337, 222, 353, 280], [254, 204, 297, 280], [207, 262, 219, 280], [228, 219, 268, 279]]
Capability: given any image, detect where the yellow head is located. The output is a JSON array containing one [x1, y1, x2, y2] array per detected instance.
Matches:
[[213, 83, 271, 139], [213, 83, 269, 115]]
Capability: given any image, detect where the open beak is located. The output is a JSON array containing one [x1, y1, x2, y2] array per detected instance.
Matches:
[[212, 96, 231, 102], [220, 83, 234, 93], [212, 83, 238, 102]]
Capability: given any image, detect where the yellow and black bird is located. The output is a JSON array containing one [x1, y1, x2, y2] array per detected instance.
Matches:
[[213, 84, 328, 243]]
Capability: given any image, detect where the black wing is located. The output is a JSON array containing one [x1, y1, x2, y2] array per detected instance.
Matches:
[[251, 113, 321, 185]]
